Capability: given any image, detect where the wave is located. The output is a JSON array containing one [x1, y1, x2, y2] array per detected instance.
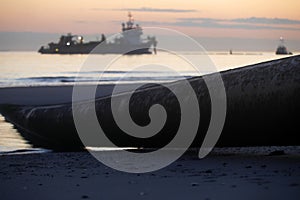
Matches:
[[61, 70, 197, 75], [17, 75, 193, 83]]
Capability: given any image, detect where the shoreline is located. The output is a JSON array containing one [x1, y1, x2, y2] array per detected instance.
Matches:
[[0, 53, 298, 105], [0, 84, 120, 106], [0, 83, 165, 106], [1, 145, 300, 155]]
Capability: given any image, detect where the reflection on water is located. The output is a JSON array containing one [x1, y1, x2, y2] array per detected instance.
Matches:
[[0, 115, 32, 152]]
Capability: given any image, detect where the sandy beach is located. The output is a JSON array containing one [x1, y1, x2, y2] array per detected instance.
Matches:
[[0, 148, 300, 200]]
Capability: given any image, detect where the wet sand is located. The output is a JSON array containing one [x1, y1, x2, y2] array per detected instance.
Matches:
[[0, 149, 300, 200], [0, 84, 129, 106]]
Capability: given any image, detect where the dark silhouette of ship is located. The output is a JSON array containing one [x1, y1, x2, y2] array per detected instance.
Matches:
[[276, 37, 292, 55], [38, 13, 157, 55]]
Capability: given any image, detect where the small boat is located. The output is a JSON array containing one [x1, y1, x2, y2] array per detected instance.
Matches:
[[1, 56, 299, 151], [38, 13, 157, 55], [276, 37, 292, 55]]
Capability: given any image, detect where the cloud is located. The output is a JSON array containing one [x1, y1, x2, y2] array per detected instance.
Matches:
[[232, 17, 300, 25], [74, 20, 88, 24], [85, 11, 300, 31], [92, 7, 198, 13], [122, 7, 198, 13], [171, 17, 300, 31]]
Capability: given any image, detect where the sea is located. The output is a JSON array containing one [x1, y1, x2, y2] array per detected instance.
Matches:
[[0, 51, 298, 154]]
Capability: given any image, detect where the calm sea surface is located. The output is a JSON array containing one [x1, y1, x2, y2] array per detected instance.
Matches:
[[0, 51, 297, 153]]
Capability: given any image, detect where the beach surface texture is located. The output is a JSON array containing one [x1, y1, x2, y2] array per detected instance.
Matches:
[[0, 148, 300, 200]]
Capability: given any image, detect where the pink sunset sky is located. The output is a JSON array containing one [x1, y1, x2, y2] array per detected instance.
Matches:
[[1, 0, 300, 39], [1, 0, 300, 51]]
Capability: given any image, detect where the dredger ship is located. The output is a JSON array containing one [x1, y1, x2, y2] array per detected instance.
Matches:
[[38, 13, 157, 55]]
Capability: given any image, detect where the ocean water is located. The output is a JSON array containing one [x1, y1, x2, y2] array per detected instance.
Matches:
[[0, 51, 297, 153]]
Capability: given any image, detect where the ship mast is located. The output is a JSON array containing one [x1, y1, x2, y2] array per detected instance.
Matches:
[[127, 12, 134, 29], [279, 36, 285, 46]]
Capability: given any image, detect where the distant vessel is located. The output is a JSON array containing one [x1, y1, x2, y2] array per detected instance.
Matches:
[[276, 37, 292, 55], [38, 13, 157, 55]]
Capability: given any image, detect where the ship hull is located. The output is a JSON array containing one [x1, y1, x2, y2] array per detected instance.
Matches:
[[276, 46, 293, 55], [0, 56, 300, 151], [38, 42, 153, 55]]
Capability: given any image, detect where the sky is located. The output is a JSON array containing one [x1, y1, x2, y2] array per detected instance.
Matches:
[[0, 0, 300, 51]]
